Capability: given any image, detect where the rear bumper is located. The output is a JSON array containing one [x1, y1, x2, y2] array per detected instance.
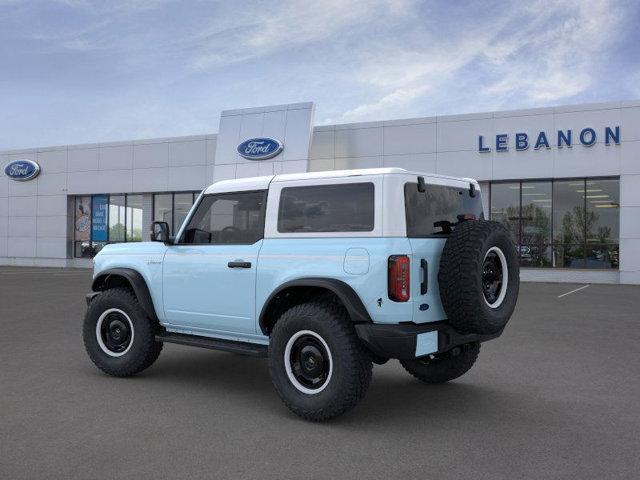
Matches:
[[354, 321, 502, 360]]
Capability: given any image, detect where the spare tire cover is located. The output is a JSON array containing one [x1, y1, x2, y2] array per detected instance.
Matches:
[[438, 220, 519, 334]]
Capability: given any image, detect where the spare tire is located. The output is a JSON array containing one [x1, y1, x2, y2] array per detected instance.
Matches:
[[438, 220, 519, 334]]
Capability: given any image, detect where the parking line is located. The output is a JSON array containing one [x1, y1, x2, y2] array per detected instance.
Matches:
[[557, 285, 590, 298]]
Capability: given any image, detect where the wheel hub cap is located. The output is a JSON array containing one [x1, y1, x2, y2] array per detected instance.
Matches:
[[481, 246, 509, 309], [482, 251, 503, 305], [300, 345, 324, 376], [100, 312, 132, 353], [286, 332, 332, 393]]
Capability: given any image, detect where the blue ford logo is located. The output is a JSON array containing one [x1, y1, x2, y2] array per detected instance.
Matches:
[[4, 159, 41, 181], [237, 137, 283, 160]]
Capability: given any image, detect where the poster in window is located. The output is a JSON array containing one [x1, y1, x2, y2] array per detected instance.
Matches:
[[91, 195, 108, 242], [75, 196, 91, 241]]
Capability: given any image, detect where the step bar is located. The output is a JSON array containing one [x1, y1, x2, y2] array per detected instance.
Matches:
[[156, 332, 268, 357]]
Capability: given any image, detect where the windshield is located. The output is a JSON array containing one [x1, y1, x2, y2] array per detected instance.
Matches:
[[404, 182, 483, 237]]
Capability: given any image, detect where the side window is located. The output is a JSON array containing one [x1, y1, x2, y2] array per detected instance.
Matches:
[[278, 182, 374, 233], [180, 190, 266, 245]]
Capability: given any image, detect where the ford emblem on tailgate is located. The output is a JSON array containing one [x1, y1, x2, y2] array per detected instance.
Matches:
[[4, 159, 41, 181], [237, 138, 283, 160]]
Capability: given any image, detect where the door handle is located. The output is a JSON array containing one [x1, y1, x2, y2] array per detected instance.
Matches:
[[420, 259, 428, 295], [228, 261, 251, 269]]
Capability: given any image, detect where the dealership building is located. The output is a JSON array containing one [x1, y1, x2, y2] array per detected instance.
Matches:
[[1, 100, 639, 284]]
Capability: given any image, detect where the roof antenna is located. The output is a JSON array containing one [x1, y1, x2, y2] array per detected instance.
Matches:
[[469, 183, 476, 197]]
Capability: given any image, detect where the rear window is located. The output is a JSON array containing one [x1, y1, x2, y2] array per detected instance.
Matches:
[[404, 182, 483, 237], [278, 183, 374, 233]]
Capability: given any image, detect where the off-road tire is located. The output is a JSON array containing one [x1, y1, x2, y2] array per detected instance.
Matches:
[[268, 300, 373, 421], [400, 343, 480, 384], [438, 220, 519, 334], [83, 288, 163, 377]]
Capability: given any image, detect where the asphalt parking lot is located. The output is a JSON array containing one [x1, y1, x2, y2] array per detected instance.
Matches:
[[1, 267, 639, 480]]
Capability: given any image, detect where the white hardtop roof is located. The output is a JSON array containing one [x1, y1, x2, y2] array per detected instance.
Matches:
[[203, 168, 477, 194]]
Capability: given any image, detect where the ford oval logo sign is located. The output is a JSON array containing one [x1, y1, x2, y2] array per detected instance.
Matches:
[[237, 137, 283, 160], [4, 159, 41, 181]]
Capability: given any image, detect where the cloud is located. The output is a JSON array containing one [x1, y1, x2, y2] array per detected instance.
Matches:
[[339, 85, 429, 121], [334, 0, 626, 122], [190, 0, 414, 69], [0, 0, 635, 149], [337, 36, 494, 121], [482, 0, 622, 104]]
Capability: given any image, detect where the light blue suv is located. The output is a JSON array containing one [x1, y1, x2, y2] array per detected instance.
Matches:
[[83, 168, 519, 421]]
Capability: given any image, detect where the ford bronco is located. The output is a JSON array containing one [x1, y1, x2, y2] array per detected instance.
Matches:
[[83, 168, 519, 421]]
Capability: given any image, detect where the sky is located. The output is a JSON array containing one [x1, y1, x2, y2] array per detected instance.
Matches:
[[1, 0, 639, 150]]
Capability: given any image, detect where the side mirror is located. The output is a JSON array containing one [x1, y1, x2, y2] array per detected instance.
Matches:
[[150, 221, 170, 243]]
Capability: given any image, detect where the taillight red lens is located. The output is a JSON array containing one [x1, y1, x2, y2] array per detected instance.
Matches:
[[388, 255, 410, 302]]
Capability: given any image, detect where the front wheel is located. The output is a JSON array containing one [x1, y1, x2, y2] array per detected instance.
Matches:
[[400, 343, 480, 384], [268, 300, 372, 421], [83, 288, 163, 377]]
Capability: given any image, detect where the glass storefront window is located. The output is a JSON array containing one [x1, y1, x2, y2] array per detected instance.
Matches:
[[521, 181, 552, 267], [126, 195, 143, 242], [585, 179, 619, 244], [152, 192, 199, 234], [585, 178, 619, 269], [74, 193, 148, 258], [74, 196, 92, 258], [553, 243, 586, 268], [490, 178, 620, 270], [74, 192, 202, 257], [154, 193, 172, 232], [174, 193, 194, 234], [553, 180, 588, 268], [585, 244, 619, 269], [553, 180, 586, 246], [109, 195, 126, 242], [490, 183, 520, 243]]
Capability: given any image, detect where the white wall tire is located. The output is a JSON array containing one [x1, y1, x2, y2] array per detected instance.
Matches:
[[483, 246, 509, 309], [284, 330, 333, 395], [95, 308, 135, 357], [268, 300, 372, 421], [83, 288, 163, 377]]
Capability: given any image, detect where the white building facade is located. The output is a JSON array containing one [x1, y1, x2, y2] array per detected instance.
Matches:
[[1, 100, 639, 284]]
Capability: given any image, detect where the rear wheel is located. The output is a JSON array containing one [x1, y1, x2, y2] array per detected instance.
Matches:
[[83, 288, 162, 377], [268, 300, 372, 421], [400, 343, 480, 384]]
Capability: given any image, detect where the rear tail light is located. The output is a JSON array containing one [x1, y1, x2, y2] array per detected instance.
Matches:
[[388, 255, 410, 302]]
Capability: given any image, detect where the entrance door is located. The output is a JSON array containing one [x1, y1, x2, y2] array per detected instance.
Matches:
[[162, 190, 267, 336]]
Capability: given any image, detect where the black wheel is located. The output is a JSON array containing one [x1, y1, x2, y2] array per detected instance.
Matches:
[[268, 300, 372, 421], [83, 288, 163, 377], [438, 220, 519, 334], [401, 343, 480, 384]]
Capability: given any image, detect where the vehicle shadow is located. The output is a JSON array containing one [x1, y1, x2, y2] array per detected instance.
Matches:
[[124, 347, 532, 428]]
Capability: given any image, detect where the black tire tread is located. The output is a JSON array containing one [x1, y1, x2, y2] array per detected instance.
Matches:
[[83, 288, 163, 377], [438, 220, 519, 334], [400, 343, 480, 384], [268, 299, 372, 421]]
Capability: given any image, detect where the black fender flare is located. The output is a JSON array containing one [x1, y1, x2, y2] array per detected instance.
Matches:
[[91, 268, 159, 322], [258, 277, 372, 335]]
